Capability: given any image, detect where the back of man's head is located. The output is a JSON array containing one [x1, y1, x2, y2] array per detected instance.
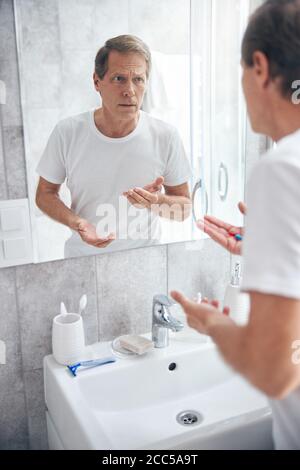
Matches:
[[242, 0, 300, 98]]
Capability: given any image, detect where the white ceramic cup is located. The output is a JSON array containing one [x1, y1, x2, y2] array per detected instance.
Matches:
[[52, 313, 85, 365]]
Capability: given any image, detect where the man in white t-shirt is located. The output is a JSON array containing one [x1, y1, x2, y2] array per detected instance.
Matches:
[[172, 0, 300, 450], [36, 35, 191, 257]]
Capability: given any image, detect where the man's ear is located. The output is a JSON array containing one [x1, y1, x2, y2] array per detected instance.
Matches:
[[93, 72, 101, 90], [252, 51, 271, 90]]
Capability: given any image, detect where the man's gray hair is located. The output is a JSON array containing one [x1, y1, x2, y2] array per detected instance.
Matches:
[[242, 0, 300, 98], [95, 35, 152, 80]]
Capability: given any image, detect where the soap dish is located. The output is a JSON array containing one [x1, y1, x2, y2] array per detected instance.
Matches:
[[111, 335, 154, 359], [111, 337, 137, 358]]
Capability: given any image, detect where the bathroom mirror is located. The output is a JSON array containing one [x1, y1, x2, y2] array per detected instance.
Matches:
[[11, 0, 249, 264]]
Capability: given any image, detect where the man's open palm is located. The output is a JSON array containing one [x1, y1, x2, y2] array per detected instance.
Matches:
[[77, 219, 115, 248], [197, 202, 246, 255]]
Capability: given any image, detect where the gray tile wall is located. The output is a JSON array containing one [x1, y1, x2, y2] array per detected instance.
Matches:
[[0, 0, 27, 201], [0, 0, 264, 450]]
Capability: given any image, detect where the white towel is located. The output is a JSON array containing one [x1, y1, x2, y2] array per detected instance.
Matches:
[[0, 79, 6, 105], [143, 51, 189, 123]]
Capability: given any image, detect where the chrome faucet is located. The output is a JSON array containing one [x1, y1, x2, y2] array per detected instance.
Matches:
[[152, 294, 184, 348]]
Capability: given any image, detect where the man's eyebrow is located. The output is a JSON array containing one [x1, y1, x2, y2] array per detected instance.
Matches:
[[108, 72, 146, 79], [109, 72, 126, 76]]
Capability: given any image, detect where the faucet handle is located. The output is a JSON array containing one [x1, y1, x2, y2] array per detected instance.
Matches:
[[152, 294, 183, 347], [153, 294, 176, 307]]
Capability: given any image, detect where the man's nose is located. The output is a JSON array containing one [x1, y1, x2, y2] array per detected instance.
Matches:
[[123, 82, 135, 97]]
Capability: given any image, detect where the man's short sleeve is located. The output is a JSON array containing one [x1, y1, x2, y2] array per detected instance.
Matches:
[[163, 128, 191, 186], [36, 124, 67, 184], [241, 156, 300, 299]]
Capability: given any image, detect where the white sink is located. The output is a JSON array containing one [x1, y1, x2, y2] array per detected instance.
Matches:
[[44, 331, 273, 450]]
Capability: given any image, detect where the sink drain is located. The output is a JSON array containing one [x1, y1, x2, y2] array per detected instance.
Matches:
[[176, 410, 204, 426]]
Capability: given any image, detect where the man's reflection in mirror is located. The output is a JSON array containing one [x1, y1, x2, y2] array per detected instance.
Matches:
[[35, 35, 191, 257]]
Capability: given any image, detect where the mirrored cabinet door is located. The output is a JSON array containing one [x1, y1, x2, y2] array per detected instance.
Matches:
[[191, 0, 251, 228], [210, 0, 249, 226], [9, 0, 258, 266]]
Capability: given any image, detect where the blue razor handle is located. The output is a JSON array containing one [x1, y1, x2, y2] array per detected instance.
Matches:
[[67, 357, 116, 377]]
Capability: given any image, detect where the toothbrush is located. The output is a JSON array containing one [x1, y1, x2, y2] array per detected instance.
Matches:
[[60, 302, 68, 316], [67, 357, 116, 377], [78, 294, 87, 316]]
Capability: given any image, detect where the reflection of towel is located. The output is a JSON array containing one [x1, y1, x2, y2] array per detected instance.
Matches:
[[142, 51, 190, 151], [0, 79, 6, 104], [143, 51, 169, 111], [143, 51, 189, 116]]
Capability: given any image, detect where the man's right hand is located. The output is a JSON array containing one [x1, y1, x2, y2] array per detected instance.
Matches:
[[197, 202, 246, 255], [76, 219, 115, 248]]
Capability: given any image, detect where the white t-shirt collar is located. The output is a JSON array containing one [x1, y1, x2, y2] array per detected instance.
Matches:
[[89, 109, 144, 143], [276, 127, 300, 148]]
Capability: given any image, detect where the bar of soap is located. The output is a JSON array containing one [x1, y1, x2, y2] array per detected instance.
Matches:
[[119, 335, 154, 355]]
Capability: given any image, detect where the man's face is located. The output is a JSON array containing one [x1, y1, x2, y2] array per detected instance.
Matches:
[[94, 50, 147, 120], [241, 56, 274, 135], [241, 61, 262, 132]]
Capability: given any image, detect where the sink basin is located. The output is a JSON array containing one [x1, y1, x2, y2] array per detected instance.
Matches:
[[44, 331, 273, 450]]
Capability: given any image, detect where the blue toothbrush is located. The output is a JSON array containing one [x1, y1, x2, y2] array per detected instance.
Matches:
[[67, 357, 116, 377]]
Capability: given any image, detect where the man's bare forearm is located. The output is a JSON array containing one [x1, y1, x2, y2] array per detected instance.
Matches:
[[36, 192, 81, 230], [208, 318, 249, 376], [207, 315, 296, 398], [206, 316, 274, 393]]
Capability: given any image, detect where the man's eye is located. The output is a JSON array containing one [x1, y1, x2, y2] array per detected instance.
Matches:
[[112, 76, 125, 82], [135, 77, 145, 83]]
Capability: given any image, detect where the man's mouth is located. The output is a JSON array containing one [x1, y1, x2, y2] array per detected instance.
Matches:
[[119, 104, 136, 107]]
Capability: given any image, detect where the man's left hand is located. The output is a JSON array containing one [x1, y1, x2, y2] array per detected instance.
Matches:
[[123, 176, 164, 209]]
